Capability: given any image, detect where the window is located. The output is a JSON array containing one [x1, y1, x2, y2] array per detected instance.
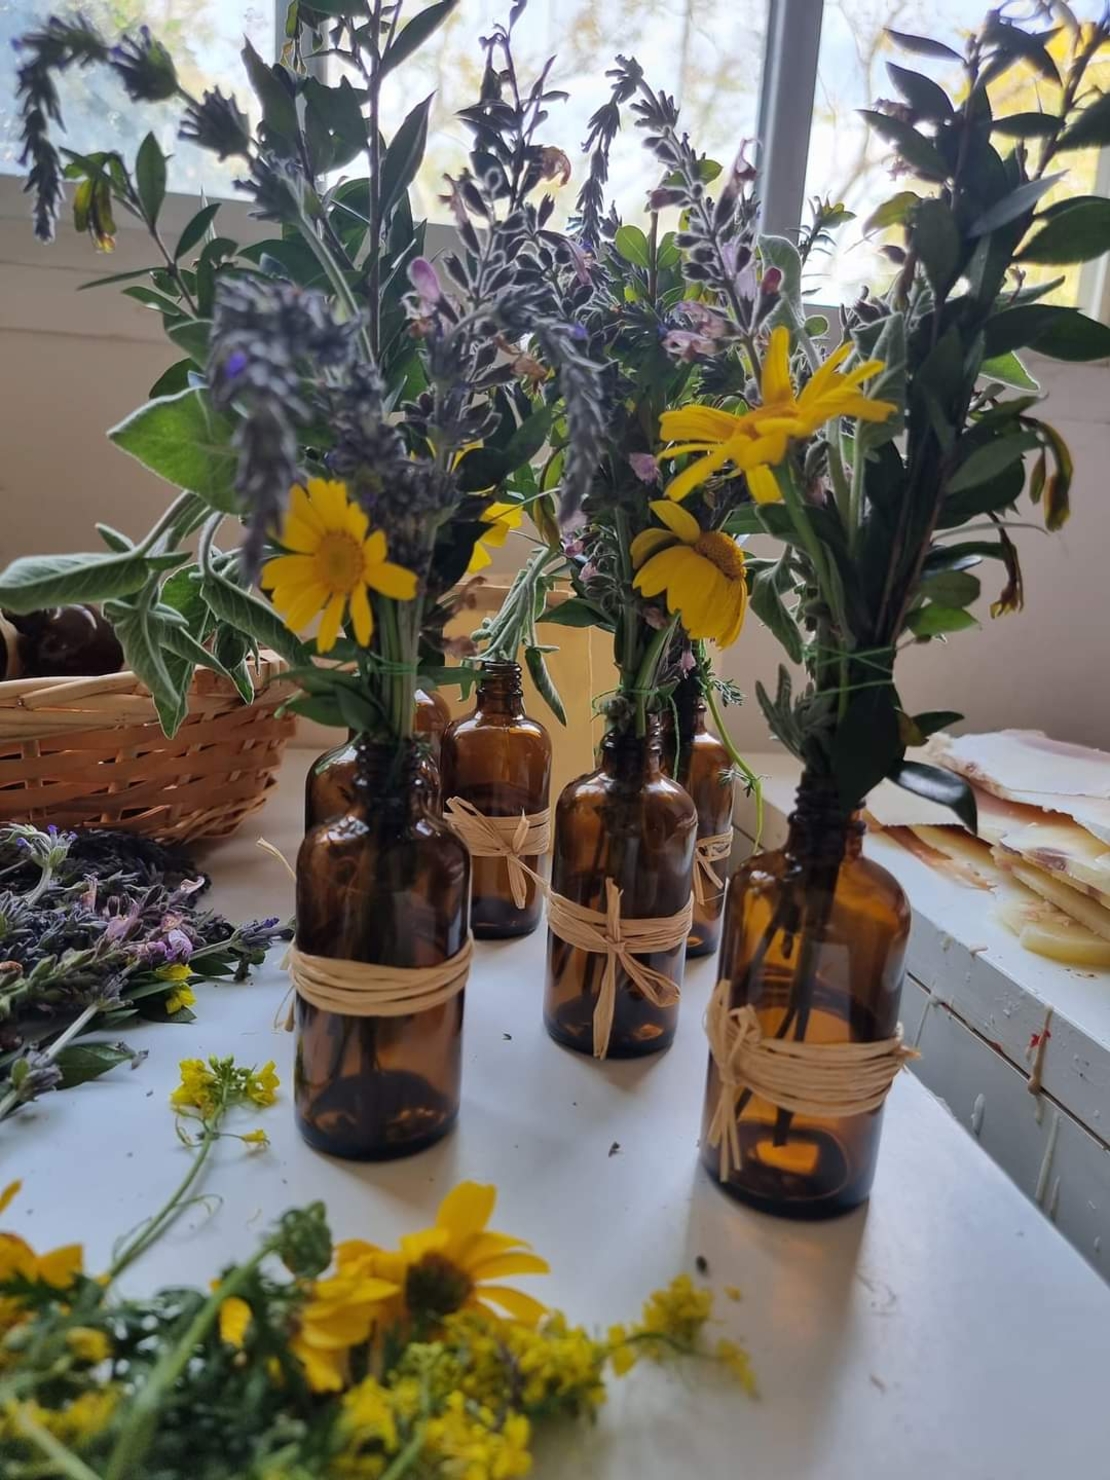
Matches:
[[0, 1, 275, 199], [803, 0, 1110, 307]]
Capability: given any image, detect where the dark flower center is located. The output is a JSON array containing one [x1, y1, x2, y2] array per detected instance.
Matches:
[[404, 1253, 471, 1322]]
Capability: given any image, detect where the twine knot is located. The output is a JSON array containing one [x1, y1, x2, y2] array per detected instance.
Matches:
[[704, 978, 918, 1180], [693, 831, 733, 906], [443, 796, 550, 909], [547, 879, 692, 1059]]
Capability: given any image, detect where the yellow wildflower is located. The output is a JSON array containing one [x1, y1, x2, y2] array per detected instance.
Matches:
[[261, 478, 418, 653], [6, 1389, 119, 1446], [0, 1183, 82, 1293], [630, 501, 748, 647], [354, 1181, 549, 1330], [637, 1274, 713, 1347], [715, 1337, 758, 1396], [606, 1324, 638, 1377], [467, 500, 524, 574], [423, 1390, 532, 1480], [170, 1058, 218, 1116], [241, 1128, 269, 1148], [246, 1060, 280, 1107], [723, 1284, 742, 1303], [290, 1262, 401, 1393], [154, 963, 192, 982], [164, 984, 196, 1016], [66, 1327, 111, 1364], [219, 1296, 253, 1349], [0, 1181, 21, 1216], [342, 1375, 399, 1454], [659, 325, 895, 503], [503, 1312, 607, 1413]]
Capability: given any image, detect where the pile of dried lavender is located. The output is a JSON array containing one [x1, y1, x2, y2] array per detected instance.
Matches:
[[0, 823, 287, 1122]]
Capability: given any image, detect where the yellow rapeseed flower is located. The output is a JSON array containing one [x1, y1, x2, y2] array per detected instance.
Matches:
[[261, 478, 418, 653], [246, 1061, 280, 1107], [359, 1181, 549, 1330], [423, 1390, 532, 1480], [66, 1327, 111, 1365], [630, 501, 748, 648], [715, 1337, 758, 1396], [341, 1376, 399, 1454], [218, 1296, 252, 1349], [164, 984, 196, 1016], [154, 963, 192, 982], [467, 500, 524, 574], [170, 1058, 218, 1116], [659, 325, 895, 503], [241, 1128, 269, 1148]]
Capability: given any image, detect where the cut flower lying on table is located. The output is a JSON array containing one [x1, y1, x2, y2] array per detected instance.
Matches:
[[0, 1166, 754, 1479]]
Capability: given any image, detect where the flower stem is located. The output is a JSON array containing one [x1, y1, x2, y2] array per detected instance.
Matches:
[[0, 1000, 101, 1125], [4, 1399, 103, 1480], [701, 667, 764, 850], [630, 616, 679, 737]]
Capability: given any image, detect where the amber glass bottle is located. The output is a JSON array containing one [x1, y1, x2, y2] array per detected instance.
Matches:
[[304, 689, 447, 829], [294, 738, 470, 1160], [701, 773, 910, 1217], [544, 716, 696, 1057], [440, 660, 552, 940], [663, 677, 734, 958]]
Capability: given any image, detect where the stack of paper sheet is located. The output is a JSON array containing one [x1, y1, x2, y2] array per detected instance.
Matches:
[[868, 731, 1110, 967]]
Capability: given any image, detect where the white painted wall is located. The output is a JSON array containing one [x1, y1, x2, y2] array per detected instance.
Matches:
[[2, 180, 1108, 752]]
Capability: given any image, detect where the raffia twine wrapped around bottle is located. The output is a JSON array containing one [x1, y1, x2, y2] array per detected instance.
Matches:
[[443, 796, 551, 909], [692, 832, 733, 905], [704, 978, 918, 1179]]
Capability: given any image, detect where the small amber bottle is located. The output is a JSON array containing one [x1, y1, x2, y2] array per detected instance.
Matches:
[[701, 774, 910, 1217], [662, 676, 734, 958], [304, 688, 448, 829], [294, 737, 470, 1160], [440, 660, 552, 939], [544, 716, 696, 1057]]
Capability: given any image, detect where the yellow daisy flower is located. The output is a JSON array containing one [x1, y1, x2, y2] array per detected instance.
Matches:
[[659, 326, 895, 504], [218, 1296, 252, 1350], [261, 478, 418, 653], [630, 502, 748, 648], [291, 1264, 402, 1393], [467, 500, 524, 574]]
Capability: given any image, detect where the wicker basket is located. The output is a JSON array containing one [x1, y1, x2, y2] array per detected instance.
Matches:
[[0, 654, 295, 843]]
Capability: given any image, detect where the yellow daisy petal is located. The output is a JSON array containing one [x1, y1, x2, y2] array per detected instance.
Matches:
[[469, 1251, 551, 1280], [306, 477, 350, 526], [746, 465, 782, 504], [472, 1285, 547, 1324], [466, 540, 493, 574], [649, 498, 701, 543], [760, 326, 794, 409], [0, 1181, 21, 1218], [634, 546, 697, 599], [36, 1244, 83, 1289], [367, 561, 418, 600], [276, 582, 333, 632], [665, 446, 733, 502], [219, 1296, 252, 1349], [349, 582, 373, 647], [316, 592, 347, 653], [278, 515, 326, 555], [290, 482, 326, 534], [630, 527, 677, 568], [660, 405, 745, 443], [261, 553, 315, 590], [364, 529, 387, 567], [436, 1181, 496, 1244]]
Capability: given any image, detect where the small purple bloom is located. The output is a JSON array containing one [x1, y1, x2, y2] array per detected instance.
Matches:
[[580, 561, 599, 584], [407, 257, 443, 318], [680, 647, 698, 675], [629, 453, 661, 486], [571, 323, 588, 342], [225, 350, 248, 378]]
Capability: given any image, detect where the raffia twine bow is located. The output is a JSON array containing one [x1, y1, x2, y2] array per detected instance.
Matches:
[[693, 832, 733, 906], [546, 878, 693, 1060], [443, 796, 551, 910], [704, 977, 918, 1180]]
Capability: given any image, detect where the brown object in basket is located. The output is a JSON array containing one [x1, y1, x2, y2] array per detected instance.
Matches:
[[0, 653, 294, 842]]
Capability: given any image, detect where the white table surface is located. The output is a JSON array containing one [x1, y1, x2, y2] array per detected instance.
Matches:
[[6, 753, 1110, 1480]]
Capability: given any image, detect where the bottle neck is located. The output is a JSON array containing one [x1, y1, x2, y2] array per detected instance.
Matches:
[[786, 771, 864, 865], [476, 660, 525, 719], [600, 716, 664, 782], [673, 675, 709, 741], [349, 737, 434, 822]]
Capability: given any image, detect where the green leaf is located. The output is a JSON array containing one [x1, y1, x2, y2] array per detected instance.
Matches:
[[96, 524, 134, 553], [992, 112, 1060, 138], [982, 18, 1061, 85], [166, 319, 212, 365], [54, 1041, 137, 1089], [135, 131, 167, 226], [885, 28, 961, 62], [524, 646, 566, 726], [77, 266, 160, 291], [830, 683, 901, 811], [200, 573, 310, 666], [909, 710, 964, 739], [109, 389, 240, 512], [174, 203, 221, 261], [0, 552, 153, 613], [886, 63, 952, 120], [906, 604, 979, 637], [863, 190, 921, 236], [970, 174, 1064, 237], [858, 110, 948, 182], [947, 431, 1041, 493], [381, 0, 459, 77], [614, 224, 651, 269], [148, 359, 194, 398], [105, 598, 181, 731], [888, 760, 978, 831], [303, 76, 367, 173], [938, 459, 1026, 528], [978, 351, 1039, 391], [241, 40, 298, 153], [379, 95, 433, 225], [1029, 308, 1110, 362], [749, 551, 802, 664], [1019, 199, 1110, 265], [758, 235, 803, 315], [919, 570, 981, 608], [540, 596, 608, 629], [1056, 91, 1110, 151], [911, 197, 961, 295], [982, 304, 1085, 358]]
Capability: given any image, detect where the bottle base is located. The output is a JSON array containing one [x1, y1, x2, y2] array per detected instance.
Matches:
[[294, 1068, 458, 1161], [473, 915, 541, 941], [700, 1125, 872, 1220], [685, 935, 719, 959], [544, 1014, 675, 1060]]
